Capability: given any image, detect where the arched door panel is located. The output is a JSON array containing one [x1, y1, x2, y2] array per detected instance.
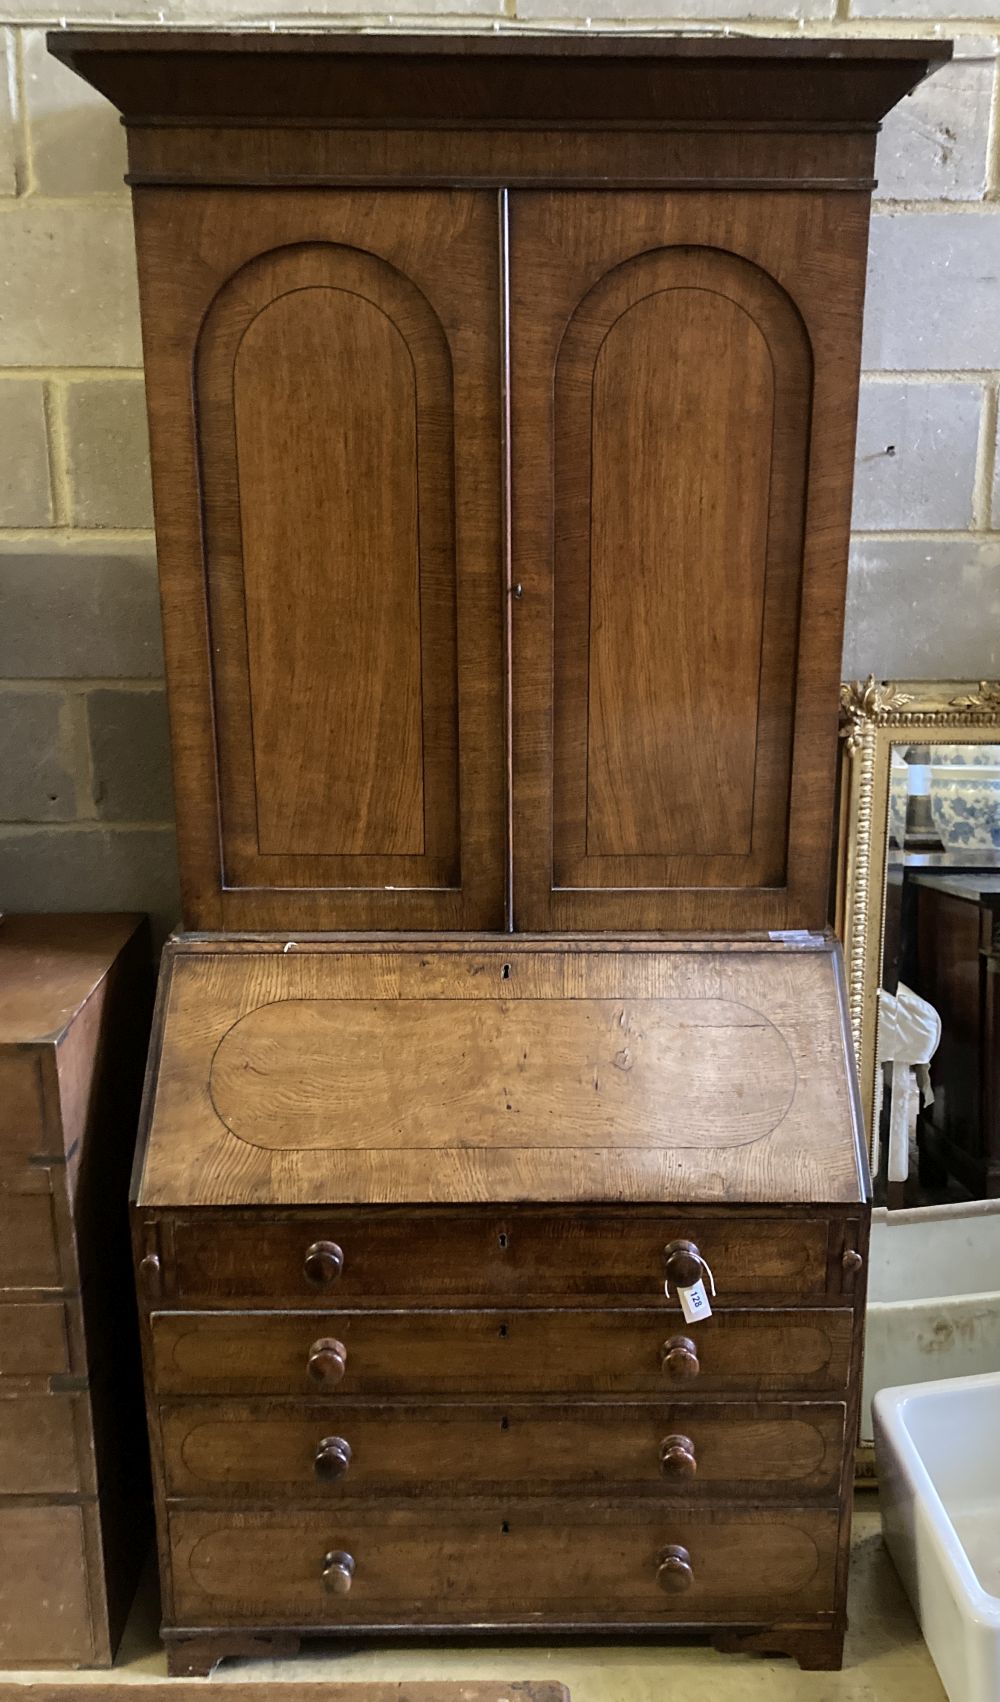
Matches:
[[199, 244, 458, 886], [510, 191, 866, 932]]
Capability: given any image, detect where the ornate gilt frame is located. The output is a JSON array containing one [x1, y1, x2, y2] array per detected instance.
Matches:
[[836, 678, 1000, 1154]]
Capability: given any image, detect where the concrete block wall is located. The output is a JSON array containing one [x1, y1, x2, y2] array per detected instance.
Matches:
[[0, 8, 998, 929]]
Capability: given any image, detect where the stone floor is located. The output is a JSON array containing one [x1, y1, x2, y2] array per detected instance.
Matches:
[[0, 1500, 946, 1701]]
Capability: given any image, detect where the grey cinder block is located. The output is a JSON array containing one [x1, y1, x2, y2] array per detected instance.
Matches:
[[0, 543, 164, 679]]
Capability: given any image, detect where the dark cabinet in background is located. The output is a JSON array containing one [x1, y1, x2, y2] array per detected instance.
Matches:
[[912, 873, 1000, 1198]]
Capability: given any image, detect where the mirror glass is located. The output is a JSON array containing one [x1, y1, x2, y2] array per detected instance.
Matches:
[[877, 742, 1000, 1209]]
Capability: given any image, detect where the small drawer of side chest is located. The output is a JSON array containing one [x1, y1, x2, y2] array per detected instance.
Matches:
[[167, 1503, 841, 1627], [0, 1504, 96, 1664], [159, 1397, 848, 1501], [160, 1211, 838, 1307], [0, 1394, 85, 1494], [0, 1176, 62, 1290], [0, 1053, 47, 1158], [150, 1307, 854, 1398], [0, 1302, 72, 1377]]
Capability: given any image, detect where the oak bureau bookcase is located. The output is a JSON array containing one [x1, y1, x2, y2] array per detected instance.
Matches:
[[50, 29, 947, 1676]]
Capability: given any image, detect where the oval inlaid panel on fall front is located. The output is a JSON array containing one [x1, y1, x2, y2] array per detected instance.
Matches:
[[209, 996, 795, 1152]]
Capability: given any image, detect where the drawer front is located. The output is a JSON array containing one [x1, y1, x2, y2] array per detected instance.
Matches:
[[0, 1394, 82, 1494], [0, 1302, 70, 1376], [0, 1183, 60, 1289], [165, 1211, 833, 1306], [0, 1052, 47, 1159], [151, 1308, 854, 1397], [160, 1397, 846, 1501], [167, 1503, 839, 1626], [0, 1504, 94, 1663]]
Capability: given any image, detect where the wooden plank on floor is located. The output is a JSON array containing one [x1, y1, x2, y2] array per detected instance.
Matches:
[[0, 1685, 570, 1702]]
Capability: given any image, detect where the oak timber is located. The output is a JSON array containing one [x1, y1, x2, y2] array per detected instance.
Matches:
[[48, 30, 948, 934], [135, 938, 865, 1208], [46, 31, 922, 1673], [0, 915, 153, 1667]]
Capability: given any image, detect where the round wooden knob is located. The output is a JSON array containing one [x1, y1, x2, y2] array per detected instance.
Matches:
[[314, 1436, 352, 1482], [656, 1544, 694, 1594], [663, 1238, 704, 1290], [321, 1550, 355, 1594], [659, 1434, 697, 1480], [661, 1335, 700, 1380], [307, 1338, 347, 1386], [304, 1241, 344, 1286], [842, 1248, 864, 1275]]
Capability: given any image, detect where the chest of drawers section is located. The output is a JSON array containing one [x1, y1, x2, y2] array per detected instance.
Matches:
[[136, 1204, 867, 1676], [0, 915, 152, 1667]]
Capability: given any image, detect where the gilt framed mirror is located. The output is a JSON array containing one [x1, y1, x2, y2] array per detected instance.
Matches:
[[837, 678, 1000, 1182], [837, 679, 1000, 1467]]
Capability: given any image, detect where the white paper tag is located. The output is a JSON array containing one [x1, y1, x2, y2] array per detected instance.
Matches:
[[676, 1279, 712, 1323]]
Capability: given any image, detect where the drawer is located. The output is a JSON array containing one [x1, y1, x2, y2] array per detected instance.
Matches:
[[162, 1210, 834, 1307], [167, 1503, 840, 1627], [160, 1397, 846, 1501], [0, 1052, 47, 1159], [151, 1307, 854, 1397], [0, 1301, 71, 1376], [0, 1394, 83, 1494], [0, 1504, 94, 1664], [0, 1177, 61, 1289]]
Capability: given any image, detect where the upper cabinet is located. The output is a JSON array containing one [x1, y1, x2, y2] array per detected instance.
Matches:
[[50, 32, 949, 934]]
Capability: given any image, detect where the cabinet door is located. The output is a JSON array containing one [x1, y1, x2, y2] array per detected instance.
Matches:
[[509, 192, 868, 932], [134, 190, 505, 930]]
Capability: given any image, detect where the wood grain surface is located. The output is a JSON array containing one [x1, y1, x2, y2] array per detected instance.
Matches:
[[0, 1393, 83, 1494], [0, 1302, 71, 1377], [0, 1506, 94, 1665], [123, 124, 879, 193], [161, 1212, 834, 1306], [159, 1396, 846, 1500], [510, 190, 868, 932], [552, 243, 808, 880], [135, 939, 864, 1207], [45, 33, 945, 943], [198, 236, 461, 886], [166, 1502, 840, 1625], [131, 188, 504, 931], [47, 30, 949, 132], [38, 34, 902, 1674], [149, 1306, 854, 1398], [0, 916, 153, 1668], [0, 914, 143, 1045], [208, 995, 798, 1152]]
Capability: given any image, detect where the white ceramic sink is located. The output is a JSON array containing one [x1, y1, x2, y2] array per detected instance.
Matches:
[[875, 1371, 1000, 1702], [862, 1200, 1000, 1443]]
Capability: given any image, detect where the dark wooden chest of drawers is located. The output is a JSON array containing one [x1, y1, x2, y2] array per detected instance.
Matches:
[[134, 937, 868, 1676], [0, 914, 152, 1667]]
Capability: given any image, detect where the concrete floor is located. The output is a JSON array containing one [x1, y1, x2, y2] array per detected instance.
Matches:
[[0, 1500, 946, 1701]]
